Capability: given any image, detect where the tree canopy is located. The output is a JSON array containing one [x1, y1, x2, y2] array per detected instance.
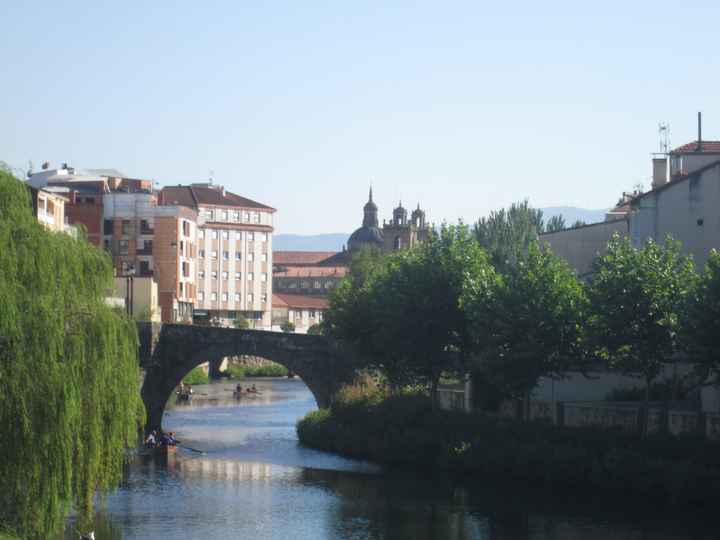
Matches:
[[0, 172, 143, 538]]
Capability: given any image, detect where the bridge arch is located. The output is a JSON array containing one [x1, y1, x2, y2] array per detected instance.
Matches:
[[140, 324, 358, 432]]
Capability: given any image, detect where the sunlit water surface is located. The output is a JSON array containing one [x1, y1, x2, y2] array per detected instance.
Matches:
[[63, 379, 714, 539]]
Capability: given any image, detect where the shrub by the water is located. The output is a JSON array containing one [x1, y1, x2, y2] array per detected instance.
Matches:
[[297, 385, 720, 510], [182, 366, 210, 385], [0, 172, 144, 539]]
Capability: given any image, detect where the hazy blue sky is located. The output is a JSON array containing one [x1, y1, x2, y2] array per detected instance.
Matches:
[[2, 2, 719, 234]]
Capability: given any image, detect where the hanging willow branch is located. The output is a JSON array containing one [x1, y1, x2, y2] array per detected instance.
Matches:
[[0, 171, 144, 539]]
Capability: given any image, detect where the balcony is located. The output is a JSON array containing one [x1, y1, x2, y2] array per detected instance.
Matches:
[[140, 226, 155, 235], [136, 245, 153, 255]]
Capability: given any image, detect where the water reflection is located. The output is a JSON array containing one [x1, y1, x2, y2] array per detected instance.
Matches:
[[62, 379, 714, 540]]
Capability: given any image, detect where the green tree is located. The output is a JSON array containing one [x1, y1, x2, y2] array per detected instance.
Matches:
[[465, 242, 586, 414], [328, 225, 497, 405], [545, 214, 566, 233], [474, 200, 544, 270], [281, 320, 296, 333], [0, 172, 143, 538], [587, 235, 697, 422], [307, 323, 323, 335], [572, 219, 586, 228], [233, 313, 250, 329], [684, 250, 720, 384]]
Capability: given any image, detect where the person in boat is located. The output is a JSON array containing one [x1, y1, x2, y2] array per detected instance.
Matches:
[[251, 384, 259, 394], [159, 430, 173, 446], [235, 383, 243, 393], [187, 385, 193, 395], [145, 430, 158, 448], [167, 431, 177, 446]]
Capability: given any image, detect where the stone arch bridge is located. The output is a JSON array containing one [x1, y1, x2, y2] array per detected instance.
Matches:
[[138, 323, 360, 432]]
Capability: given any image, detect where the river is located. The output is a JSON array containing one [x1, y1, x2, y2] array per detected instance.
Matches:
[[63, 379, 713, 539]]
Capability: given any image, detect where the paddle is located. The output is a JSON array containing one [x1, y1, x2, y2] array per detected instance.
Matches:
[[177, 443, 205, 454]]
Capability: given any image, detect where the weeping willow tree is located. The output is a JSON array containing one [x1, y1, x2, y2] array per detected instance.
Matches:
[[0, 171, 144, 539]]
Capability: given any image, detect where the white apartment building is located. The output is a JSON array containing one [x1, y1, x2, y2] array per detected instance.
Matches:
[[160, 183, 275, 328]]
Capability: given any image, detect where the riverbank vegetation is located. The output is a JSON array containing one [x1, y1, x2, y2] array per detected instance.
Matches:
[[297, 386, 720, 510], [226, 362, 289, 378], [0, 172, 143, 539], [182, 366, 210, 385]]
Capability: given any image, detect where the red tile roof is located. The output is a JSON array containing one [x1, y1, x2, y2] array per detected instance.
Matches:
[[160, 185, 275, 211], [273, 266, 348, 278], [670, 141, 720, 154], [273, 251, 338, 266], [272, 293, 329, 309]]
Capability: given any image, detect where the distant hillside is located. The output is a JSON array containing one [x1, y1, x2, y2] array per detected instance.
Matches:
[[274, 233, 349, 252], [540, 207, 608, 225]]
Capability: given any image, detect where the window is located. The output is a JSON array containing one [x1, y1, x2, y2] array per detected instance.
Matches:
[[222, 293, 228, 302], [211, 230, 218, 240], [244, 212, 250, 222], [140, 260, 150, 275], [301, 280, 310, 289], [182, 220, 190, 236], [198, 292, 204, 301], [211, 271, 218, 279], [223, 251, 229, 260], [325, 281, 333, 289], [233, 211, 240, 221], [103, 219, 113, 234], [248, 272, 254, 281], [313, 280, 320, 288], [261, 293, 267, 303], [182, 262, 190, 278], [204, 210, 213, 220], [103, 239, 111, 251], [199, 270, 205, 279], [247, 253, 254, 262], [222, 211, 228, 221], [199, 229, 205, 239], [179, 282, 184, 295], [288, 281, 297, 289], [199, 249, 205, 258], [261, 273, 267, 282], [261, 232, 268, 242], [235, 231, 242, 240], [211, 250, 217, 259], [235, 252, 242, 261], [254, 213, 261, 223], [247, 293, 254, 303], [222, 230, 229, 239], [179, 240, 184, 255], [211, 292, 217, 301], [248, 232, 254, 241], [222, 271, 228, 280], [121, 220, 130, 235], [310, 309, 316, 318], [119, 240, 129, 255], [234, 293, 240, 302], [235, 272, 241, 280], [260, 253, 267, 262]]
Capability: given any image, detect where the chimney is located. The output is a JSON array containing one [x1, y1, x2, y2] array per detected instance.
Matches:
[[698, 111, 703, 151], [652, 157, 668, 189]]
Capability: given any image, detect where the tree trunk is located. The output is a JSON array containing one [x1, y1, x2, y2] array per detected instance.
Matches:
[[430, 376, 439, 411]]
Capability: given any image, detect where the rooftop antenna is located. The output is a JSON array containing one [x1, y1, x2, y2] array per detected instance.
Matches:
[[209, 170, 214, 185], [697, 111, 703, 151], [658, 122, 670, 154]]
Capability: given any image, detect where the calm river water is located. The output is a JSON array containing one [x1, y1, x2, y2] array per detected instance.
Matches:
[[63, 379, 713, 539]]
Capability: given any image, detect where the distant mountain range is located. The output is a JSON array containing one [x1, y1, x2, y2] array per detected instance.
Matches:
[[275, 207, 608, 251]]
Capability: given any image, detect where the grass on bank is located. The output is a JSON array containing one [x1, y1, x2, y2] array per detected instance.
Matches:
[[225, 362, 289, 378], [297, 385, 720, 510], [182, 367, 210, 385]]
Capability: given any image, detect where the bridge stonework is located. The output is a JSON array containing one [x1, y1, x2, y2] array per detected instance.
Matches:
[[138, 323, 359, 432]]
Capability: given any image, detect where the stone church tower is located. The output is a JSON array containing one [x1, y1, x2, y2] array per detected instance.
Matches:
[[382, 201, 430, 252]]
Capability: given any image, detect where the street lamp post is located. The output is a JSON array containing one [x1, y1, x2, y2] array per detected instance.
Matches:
[[126, 265, 135, 317]]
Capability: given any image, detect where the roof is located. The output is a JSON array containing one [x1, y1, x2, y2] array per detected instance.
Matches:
[[272, 293, 329, 309], [160, 185, 275, 211], [273, 251, 338, 266], [81, 168, 127, 177], [274, 266, 348, 278], [670, 140, 720, 154], [631, 158, 720, 203]]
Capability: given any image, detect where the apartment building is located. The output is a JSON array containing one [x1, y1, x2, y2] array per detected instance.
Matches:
[[28, 185, 69, 233], [160, 183, 275, 328]]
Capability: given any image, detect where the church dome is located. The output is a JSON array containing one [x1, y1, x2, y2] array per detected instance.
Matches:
[[348, 187, 385, 252]]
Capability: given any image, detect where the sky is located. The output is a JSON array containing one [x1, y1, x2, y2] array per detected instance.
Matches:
[[3, 1, 720, 234]]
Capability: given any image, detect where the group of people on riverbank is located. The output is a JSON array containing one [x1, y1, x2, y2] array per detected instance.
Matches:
[[144, 429, 177, 449]]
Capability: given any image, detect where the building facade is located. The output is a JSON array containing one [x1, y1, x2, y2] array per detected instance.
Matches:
[[272, 293, 328, 333], [161, 184, 275, 328]]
